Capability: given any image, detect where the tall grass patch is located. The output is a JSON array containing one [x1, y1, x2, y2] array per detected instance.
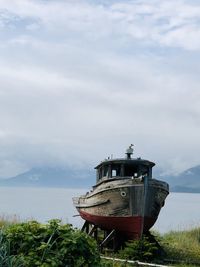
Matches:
[[161, 227, 200, 264], [0, 214, 19, 228]]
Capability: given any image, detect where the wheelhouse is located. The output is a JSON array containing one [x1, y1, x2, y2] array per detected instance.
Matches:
[[95, 158, 155, 183]]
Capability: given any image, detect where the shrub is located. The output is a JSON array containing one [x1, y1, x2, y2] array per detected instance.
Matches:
[[0, 229, 23, 267], [4, 219, 101, 267], [118, 236, 159, 262]]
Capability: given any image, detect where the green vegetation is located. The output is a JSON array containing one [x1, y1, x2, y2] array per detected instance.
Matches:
[[102, 230, 200, 266], [0, 216, 200, 267], [0, 219, 100, 267], [160, 227, 200, 266], [0, 215, 19, 228], [117, 230, 200, 266], [118, 236, 160, 262]]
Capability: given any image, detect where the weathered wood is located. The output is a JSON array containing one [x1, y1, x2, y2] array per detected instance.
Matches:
[[100, 229, 115, 248], [81, 220, 89, 233], [88, 224, 97, 236], [73, 147, 169, 240]]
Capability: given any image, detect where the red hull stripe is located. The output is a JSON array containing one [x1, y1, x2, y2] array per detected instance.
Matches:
[[79, 210, 156, 238]]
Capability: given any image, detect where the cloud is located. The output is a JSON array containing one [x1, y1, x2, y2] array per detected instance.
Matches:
[[0, 0, 200, 177], [1, 0, 200, 50]]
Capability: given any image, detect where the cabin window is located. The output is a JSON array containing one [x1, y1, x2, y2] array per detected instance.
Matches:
[[112, 169, 117, 177], [124, 165, 150, 178], [97, 168, 102, 180], [110, 164, 121, 177], [140, 166, 149, 177], [97, 163, 152, 181], [103, 165, 109, 177], [124, 165, 138, 177], [96, 165, 110, 181]]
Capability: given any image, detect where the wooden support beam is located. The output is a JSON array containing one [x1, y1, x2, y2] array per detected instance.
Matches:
[[81, 220, 89, 233], [81, 221, 126, 251], [88, 224, 98, 236], [100, 229, 115, 249]]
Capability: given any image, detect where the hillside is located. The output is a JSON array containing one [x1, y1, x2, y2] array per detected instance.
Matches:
[[0, 164, 200, 193], [0, 166, 94, 189], [161, 165, 200, 193]]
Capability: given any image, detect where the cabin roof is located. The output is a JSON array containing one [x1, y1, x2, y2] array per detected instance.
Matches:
[[95, 158, 155, 169]]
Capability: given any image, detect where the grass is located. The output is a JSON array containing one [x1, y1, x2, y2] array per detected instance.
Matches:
[[0, 215, 20, 228], [101, 228, 200, 267], [1, 216, 200, 266], [160, 227, 200, 265]]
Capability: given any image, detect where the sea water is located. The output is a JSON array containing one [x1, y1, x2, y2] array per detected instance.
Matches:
[[0, 187, 85, 229], [154, 192, 200, 233], [0, 187, 200, 233]]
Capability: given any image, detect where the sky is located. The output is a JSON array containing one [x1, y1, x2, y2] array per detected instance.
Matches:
[[0, 0, 200, 178]]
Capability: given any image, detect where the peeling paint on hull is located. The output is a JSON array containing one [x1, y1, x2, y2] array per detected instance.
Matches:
[[73, 178, 169, 238], [79, 209, 156, 239]]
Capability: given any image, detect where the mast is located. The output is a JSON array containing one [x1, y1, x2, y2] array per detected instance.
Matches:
[[125, 144, 134, 159]]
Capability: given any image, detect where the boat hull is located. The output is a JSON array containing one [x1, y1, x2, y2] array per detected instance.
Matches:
[[73, 178, 169, 239], [79, 210, 156, 239]]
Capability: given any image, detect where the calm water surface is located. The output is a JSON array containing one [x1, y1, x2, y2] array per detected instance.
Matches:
[[0, 187, 200, 233]]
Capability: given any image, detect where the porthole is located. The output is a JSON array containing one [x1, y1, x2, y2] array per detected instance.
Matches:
[[121, 191, 126, 197]]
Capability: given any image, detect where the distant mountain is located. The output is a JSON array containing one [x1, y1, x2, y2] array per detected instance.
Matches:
[[161, 165, 200, 193], [0, 166, 95, 189], [1, 164, 200, 193]]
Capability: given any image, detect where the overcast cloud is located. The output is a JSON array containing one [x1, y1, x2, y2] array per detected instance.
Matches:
[[0, 0, 200, 177]]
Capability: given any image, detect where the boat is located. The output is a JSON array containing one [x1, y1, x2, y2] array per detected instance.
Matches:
[[73, 145, 169, 240]]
